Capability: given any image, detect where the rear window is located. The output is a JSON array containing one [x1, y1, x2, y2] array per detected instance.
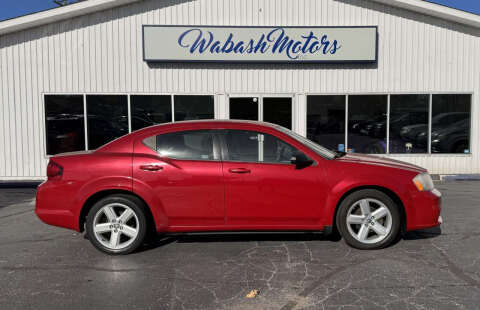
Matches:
[[143, 130, 216, 161]]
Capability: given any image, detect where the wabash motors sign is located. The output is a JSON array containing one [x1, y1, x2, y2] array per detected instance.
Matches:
[[143, 25, 378, 63]]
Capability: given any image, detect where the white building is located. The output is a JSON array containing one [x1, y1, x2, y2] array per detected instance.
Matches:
[[0, 0, 479, 181]]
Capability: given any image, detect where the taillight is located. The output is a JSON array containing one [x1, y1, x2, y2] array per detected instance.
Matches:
[[47, 161, 63, 180]]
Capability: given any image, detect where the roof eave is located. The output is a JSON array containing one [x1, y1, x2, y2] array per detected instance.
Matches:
[[0, 0, 143, 36], [0, 0, 479, 37], [369, 0, 480, 28]]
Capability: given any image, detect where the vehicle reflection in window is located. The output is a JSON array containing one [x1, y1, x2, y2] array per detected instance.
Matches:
[[348, 95, 387, 154], [307, 95, 346, 152], [131, 95, 172, 131], [389, 95, 429, 153], [430, 94, 471, 154], [45, 95, 86, 155], [86, 95, 129, 149]]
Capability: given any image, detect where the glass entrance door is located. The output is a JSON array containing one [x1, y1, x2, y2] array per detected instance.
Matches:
[[263, 97, 292, 130], [229, 97, 259, 121], [229, 95, 292, 129]]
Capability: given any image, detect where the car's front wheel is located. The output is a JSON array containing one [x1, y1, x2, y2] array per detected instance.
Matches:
[[86, 195, 148, 255], [336, 189, 401, 250]]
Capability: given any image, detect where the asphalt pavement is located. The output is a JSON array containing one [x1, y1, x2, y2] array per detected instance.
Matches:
[[0, 182, 479, 310]]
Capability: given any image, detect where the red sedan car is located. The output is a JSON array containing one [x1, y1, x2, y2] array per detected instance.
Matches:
[[36, 120, 442, 254]]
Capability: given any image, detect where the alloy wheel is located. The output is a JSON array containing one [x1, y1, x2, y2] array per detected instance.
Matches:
[[93, 203, 139, 250], [345, 198, 392, 244]]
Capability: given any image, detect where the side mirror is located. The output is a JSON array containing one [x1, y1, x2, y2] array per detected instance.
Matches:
[[290, 153, 314, 169]]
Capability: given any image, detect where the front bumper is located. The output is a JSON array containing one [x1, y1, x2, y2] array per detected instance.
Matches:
[[407, 188, 442, 231]]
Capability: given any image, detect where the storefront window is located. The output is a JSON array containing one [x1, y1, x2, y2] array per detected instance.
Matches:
[[131, 95, 172, 131], [44, 95, 86, 155], [389, 95, 429, 153], [263, 97, 292, 130], [229, 97, 258, 121], [348, 95, 387, 154], [307, 95, 346, 151], [174, 95, 214, 121], [86, 95, 128, 149], [431, 94, 471, 154]]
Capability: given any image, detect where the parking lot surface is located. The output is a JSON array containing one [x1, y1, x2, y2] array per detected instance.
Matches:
[[0, 182, 479, 310]]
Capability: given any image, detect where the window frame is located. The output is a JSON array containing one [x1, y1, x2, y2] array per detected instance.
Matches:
[[41, 91, 473, 158], [304, 92, 473, 157], [42, 92, 217, 158]]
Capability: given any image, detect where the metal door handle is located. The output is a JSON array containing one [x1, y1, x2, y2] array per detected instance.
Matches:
[[140, 164, 163, 171], [228, 168, 251, 174]]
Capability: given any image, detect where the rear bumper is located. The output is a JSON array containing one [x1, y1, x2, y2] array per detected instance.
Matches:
[[35, 181, 78, 231], [407, 188, 442, 231]]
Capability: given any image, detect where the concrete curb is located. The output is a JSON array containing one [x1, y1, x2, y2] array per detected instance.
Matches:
[[0, 181, 42, 189], [440, 174, 480, 181]]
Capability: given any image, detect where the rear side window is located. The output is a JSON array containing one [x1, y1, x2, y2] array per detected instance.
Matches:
[[224, 130, 302, 164], [143, 130, 216, 161]]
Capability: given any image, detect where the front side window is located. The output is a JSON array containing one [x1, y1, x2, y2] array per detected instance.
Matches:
[[144, 130, 216, 161], [224, 130, 301, 164], [45, 95, 86, 155]]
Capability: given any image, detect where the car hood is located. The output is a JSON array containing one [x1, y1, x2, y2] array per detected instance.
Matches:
[[335, 153, 427, 173]]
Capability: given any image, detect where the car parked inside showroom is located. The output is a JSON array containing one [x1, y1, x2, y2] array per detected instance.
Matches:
[[36, 120, 442, 254]]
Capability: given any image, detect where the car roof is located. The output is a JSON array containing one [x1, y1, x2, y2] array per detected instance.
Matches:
[[96, 119, 283, 153], [134, 119, 281, 134]]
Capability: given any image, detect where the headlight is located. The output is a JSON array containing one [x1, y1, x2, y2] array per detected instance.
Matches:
[[413, 173, 434, 192]]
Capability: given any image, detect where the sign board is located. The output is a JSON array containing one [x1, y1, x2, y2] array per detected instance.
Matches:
[[143, 25, 377, 63]]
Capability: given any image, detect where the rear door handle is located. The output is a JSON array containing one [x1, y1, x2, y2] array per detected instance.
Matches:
[[228, 168, 251, 174], [140, 164, 163, 171]]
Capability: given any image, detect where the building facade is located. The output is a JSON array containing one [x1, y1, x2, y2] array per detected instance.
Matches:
[[0, 0, 479, 180]]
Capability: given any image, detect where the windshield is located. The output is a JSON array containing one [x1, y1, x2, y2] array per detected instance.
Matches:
[[273, 125, 337, 160]]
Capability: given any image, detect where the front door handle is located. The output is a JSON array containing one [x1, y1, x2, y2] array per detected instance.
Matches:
[[140, 164, 163, 171], [228, 168, 251, 174]]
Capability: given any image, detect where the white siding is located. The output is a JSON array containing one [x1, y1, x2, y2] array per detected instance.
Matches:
[[0, 0, 479, 179]]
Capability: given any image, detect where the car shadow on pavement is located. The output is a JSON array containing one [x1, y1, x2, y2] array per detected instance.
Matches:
[[137, 228, 442, 253], [402, 226, 442, 240], [138, 232, 339, 252]]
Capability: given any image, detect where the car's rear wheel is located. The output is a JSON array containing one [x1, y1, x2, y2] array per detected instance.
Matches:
[[336, 189, 401, 250], [86, 195, 147, 255]]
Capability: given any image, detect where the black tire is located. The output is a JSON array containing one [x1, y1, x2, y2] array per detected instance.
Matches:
[[86, 194, 148, 255], [336, 189, 401, 250]]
